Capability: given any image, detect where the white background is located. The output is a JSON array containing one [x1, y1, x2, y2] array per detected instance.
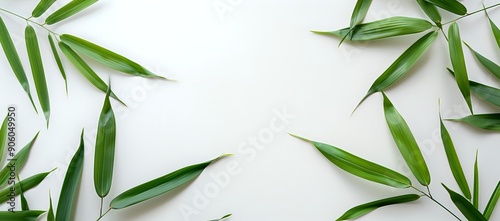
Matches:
[[0, 0, 500, 220]]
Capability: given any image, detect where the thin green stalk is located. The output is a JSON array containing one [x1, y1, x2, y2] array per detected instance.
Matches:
[[96, 208, 111, 221], [0, 7, 59, 36], [442, 3, 500, 26], [412, 186, 462, 221], [99, 198, 104, 217]]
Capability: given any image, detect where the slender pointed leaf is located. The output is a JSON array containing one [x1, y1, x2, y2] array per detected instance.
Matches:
[[447, 68, 500, 108], [440, 116, 471, 199], [19, 176, 30, 211], [48, 34, 68, 94], [449, 22, 473, 113], [209, 214, 232, 221], [48, 192, 55, 221], [45, 0, 99, 25], [484, 181, 500, 219], [0, 170, 53, 203], [291, 135, 411, 188], [0, 211, 45, 221], [336, 194, 420, 221], [466, 44, 500, 80], [416, 0, 441, 26], [485, 8, 500, 49], [110, 154, 230, 209], [350, 0, 372, 29], [473, 151, 479, 208], [25, 25, 50, 126], [0, 16, 37, 111], [56, 131, 84, 221], [449, 114, 500, 131], [423, 0, 466, 15], [32, 0, 57, 18], [0, 132, 38, 187], [60, 34, 166, 79], [443, 184, 487, 221], [313, 17, 433, 41], [0, 115, 8, 164], [383, 93, 430, 186]]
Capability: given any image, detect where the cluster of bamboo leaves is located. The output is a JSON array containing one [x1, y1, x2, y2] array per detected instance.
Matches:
[[295, 0, 500, 220]]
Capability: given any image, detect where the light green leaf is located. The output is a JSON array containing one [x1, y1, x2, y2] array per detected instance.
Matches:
[[449, 114, 500, 131], [58, 42, 125, 105], [61, 34, 166, 79], [0, 170, 53, 203], [423, 0, 466, 15], [485, 7, 500, 49], [313, 17, 433, 41], [48, 192, 55, 221], [336, 194, 420, 221], [0, 115, 8, 164], [32, 0, 57, 18], [449, 22, 472, 114], [45, 0, 99, 25], [0, 132, 38, 187], [440, 116, 471, 199], [416, 0, 441, 26], [466, 44, 500, 80], [291, 134, 411, 188], [56, 131, 85, 221], [484, 181, 500, 219], [48, 34, 68, 94], [0, 16, 37, 112], [25, 25, 50, 127], [350, 0, 372, 30], [209, 214, 232, 221], [473, 151, 479, 208], [0, 211, 45, 221], [443, 184, 487, 221], [383, 93, 430, 186], [447, 68, 500, 108], [94, 85, 116, 198], [110, 154, 230, 209]]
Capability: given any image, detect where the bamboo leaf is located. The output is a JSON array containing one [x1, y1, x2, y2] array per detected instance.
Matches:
[[209, 214, 233, 221], [48, 192, 55, 221], [0, 211, 45, 221], [19, 177, 30, 211], [291, 134, 412, 188], [94, 85, 116, 198], [32, 0, 57, 18], [61, 34, 166, 79], [465, 44, 500, 80], [416, 0, 441, 26], [110, 154, 230, 209], [423, 0, 466, 15], [48, 34, 68, 94], [336, 194, 420, 221], [440, 116, 471, 199], [356, 31, 437, 109], [350, 0, 372, 29], [58, 42, 125, 105], [449, 114, 500, 131], [449, 22, 473, 114], [484, 181, 500, 219], [0, 115, 8, 164], [443, 184, 487, 221], [25, 25, 50, 127], [0, 170, 53, 203], [383, 93, 430, 186], [0, 132, 38, 187], [485, 7, 500, 49], [0, 16, 37, 111], [473, 151, 479, 208], [45, 0, 99, 25], [447, 68, 500, 108]]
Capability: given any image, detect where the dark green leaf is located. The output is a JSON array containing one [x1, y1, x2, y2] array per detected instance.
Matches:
[[466, 44, 500, 80], [48, 192, 55, 221], [383, 93, 430, 186], [110, 154, 230, 209], [0, 170, 53, 203], [0, 132, 38, 187], [484, 181, 500, 219], [423, 0, 466, 15], [449, 22, 472, 114], [350, 0, 372, 29], [336, 194, 420, 220], [449, 114, 500, 131], [485, 7, 500, 49], [0, 115, 8, 163], [473, 151, 479, 208], [447, 68, 500, 108], [209, 214, 232, 221], [48, 34, 68, 94], [56, 131, 85, 221], [416, 0, 441, 25], [32, 0, 57, 18], [19, 177, 30, 211], [0, 211, 45, 221], [443, 184, 487, 221], [45, 0, 99, 25]]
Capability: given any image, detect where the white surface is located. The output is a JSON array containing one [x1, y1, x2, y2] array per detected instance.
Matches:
[[0, 0, 500, 220]]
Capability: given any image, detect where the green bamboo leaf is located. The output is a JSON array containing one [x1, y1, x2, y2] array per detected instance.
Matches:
[[355, 31, 437, 109], [0, 211, 45, 221], [94, 86, 116, 198], [48, 192, 55, 221], [32, 0, 57, 18], [447, 68, 500, 108], [291, 134, 411, 188], [313, 17, 433, 41], [449, 114, 500, 131], [0, 132, 38, 187], [440, 116, 471, 199], [416, 0, 441, 26], [350, 0, 372, 29], [0, 16, 37, 112], [0, 170, 53, 203], [423, 0, 466, 15], [485, 7, 500, 49], [449, 22, 473, 114], [465, 44, 500, 80], [336, 194, 420, 221], [443, 184, 487, 221], [473, 151, 479, 208], [45, 0, 99, 25], [56, 131, 85, 221], [484, 181, 500, 219], [0, 115, 8, 163], [60, 34, 166, 79], [19, 177, 30, 211], [110, 154, 230, 209], [48, 34, 68, 94], [383, 93, 430, 186], [209, 214, 232, 221], [25, 25, 50, 127], [58, 42, 125, 105]]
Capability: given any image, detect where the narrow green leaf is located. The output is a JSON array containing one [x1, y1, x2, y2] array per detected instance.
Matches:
[[447, 68, 500, 108], [58, 42, 125, 105], [60, 34, 166, 79], [443, 184, 487, 221], [423, 0, 466, 15], [416, 0, 441, 26], [209, 214, 233, 221], [94, 85, 116, 198], [350, 0, 372, 29], [0, 132, 38, 187], [0, 170, 53, 203], [19, 177, 30, 211], [440, 116, 471, 199], [0, 115, 8, 164], [0, 16, 37, 112], [449, 114, 500, 131], [313, 17, 433, 41], [291, 134, 412, 188], [48, 192, 55, 221], [383, 93, 430, 186], [0, 211, 45, 221], [485, 7, 500, 49], [484, 181, 500, 219], [336, 194, 420, 221], [465, 44, 500, 80], [25, 25, 50, 127], [356, 31, 438, 109], [45, 0, 99, 25], [110, 154, 230, 209], [473, 151, 479, 208], [32, 0, 57, 18], [48, 34, 68, 94], [449, 22, 473, 114], [56, 131, 85, 221]]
